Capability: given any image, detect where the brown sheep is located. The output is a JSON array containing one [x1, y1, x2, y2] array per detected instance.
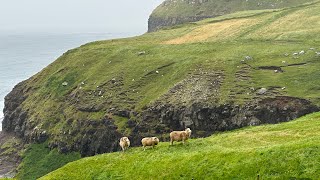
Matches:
[[119, 137, 130, 152], [170, 128, 192, 145], [141, 137, 160, 151]]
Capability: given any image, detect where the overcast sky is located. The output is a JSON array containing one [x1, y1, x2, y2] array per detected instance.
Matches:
[[0, 0, 163, 34]]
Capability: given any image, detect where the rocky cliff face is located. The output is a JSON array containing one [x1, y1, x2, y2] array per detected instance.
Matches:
[[3, 81, 29, 137], [2, 81, 123, 156], [138, 96, 318, 139], [133, 71, 319, 143], [48, 118, 122, 156], [3, 70, 318, 156], [148, 15, 213, 32]]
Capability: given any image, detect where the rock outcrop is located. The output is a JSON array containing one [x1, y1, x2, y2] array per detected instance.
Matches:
[[0, 132, 22, 178], [148, 15, 213, 32], [2, 81, 123, 156], [48, 118, 122, 156], [3, 81, 29, 136], [3, 71, 318, 157], [134, 77, 318, 143], [2, 52, 319, 157]]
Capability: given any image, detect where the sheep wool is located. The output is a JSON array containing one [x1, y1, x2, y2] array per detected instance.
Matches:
[[170, 128, 192, 145], [141, 137, 160, 151], [119, 137, 130, 152]]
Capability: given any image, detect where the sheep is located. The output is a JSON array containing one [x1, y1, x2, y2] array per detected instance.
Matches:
[[119, 137, 130, 152], [170, 128, 192, 145], [141, 137, 160, 151]]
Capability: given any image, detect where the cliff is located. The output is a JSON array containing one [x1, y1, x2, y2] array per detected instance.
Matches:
[[148, 0, 316, 32], [2, 1, 320, 178]]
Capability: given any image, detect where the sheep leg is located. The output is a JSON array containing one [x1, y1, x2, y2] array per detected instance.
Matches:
[[170, 139, 173, 145]]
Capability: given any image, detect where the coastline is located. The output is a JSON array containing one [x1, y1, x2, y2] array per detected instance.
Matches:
[[0, 116, 3, 131], [0, 32, 138, 132]]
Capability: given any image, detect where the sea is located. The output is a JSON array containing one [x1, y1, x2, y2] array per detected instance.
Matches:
[[0, 31, 136, 131]]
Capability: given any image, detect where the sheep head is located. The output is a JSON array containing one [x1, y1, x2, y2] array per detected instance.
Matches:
[[185, 128, 192, 137], [121, 137, 130, 143], [152, 137, 160, 145]]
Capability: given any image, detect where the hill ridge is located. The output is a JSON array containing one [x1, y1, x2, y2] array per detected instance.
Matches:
[[148, 0, 317, 32]]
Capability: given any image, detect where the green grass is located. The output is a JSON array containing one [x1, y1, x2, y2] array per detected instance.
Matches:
[[5, 2, 320, 178], [15, 1, 320, 156], [113, 115, 131, 136], [149, 0, 317, 31], [16, 143, 80, 180], [41, 112, 320, 179], [151, 0, 316, 18]]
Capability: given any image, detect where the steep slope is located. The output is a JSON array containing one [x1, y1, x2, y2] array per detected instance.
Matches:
[[3, 1, 320, 162], [15, 143, 80, 180], [0, 132, 22, 178], [41, 112, 320, 179], [148, 0, 316, 32]]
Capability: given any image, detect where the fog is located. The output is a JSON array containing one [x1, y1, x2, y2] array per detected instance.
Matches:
[[0, 0, 163, 33]]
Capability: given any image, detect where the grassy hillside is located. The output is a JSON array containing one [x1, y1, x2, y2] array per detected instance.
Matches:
[[3, 2, 320, 179], [152, 0, 315, 17], [41, 112, 320, 179], [21, 1, 320, 137], [3, 1, 320, 178], [148, 0, 316, 31]]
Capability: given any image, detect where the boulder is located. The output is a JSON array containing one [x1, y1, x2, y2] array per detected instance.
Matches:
[[138, 51, 146, 56], [257, 88, 267, 95], [245, 56, 252, 60]]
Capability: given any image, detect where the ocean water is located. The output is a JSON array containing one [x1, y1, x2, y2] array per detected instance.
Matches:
[[0, 32, 135, 130]]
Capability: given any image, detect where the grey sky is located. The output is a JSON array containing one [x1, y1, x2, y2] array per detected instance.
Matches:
[[0, 0, 163, 33]]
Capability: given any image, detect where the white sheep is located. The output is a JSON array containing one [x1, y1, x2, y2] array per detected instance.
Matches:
[[170, 128, 192, 145], [119, 137, 130, 152], [141, 137, 160, 151]]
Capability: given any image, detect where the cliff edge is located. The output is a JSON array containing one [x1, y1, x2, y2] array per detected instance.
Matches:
[[148, 0, 316, 32]]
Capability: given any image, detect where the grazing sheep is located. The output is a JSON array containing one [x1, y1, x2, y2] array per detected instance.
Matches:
[[170, 128, 192, 145], [119, 137, 130, 152], [141, 137, 160, 151]]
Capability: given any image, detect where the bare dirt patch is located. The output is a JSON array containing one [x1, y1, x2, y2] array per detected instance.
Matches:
[[164, 18, 259, 44]]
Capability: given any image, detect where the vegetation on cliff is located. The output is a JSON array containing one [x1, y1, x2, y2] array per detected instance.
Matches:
[[148, 0, 316, 32], [3, 1, 320, 157], [2, 1, 320, 178], [41, 112, 320, 179], [16, 143, 80, 180]]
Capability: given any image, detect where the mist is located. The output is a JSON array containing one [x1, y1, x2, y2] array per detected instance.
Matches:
[[0, 0, 163, 34]]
